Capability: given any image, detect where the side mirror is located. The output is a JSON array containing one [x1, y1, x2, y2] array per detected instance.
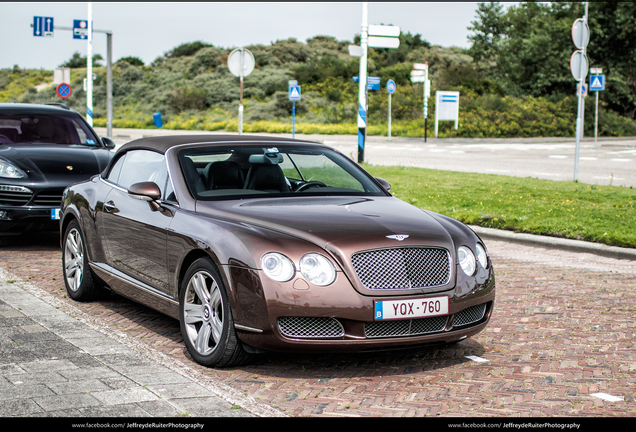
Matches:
[[101, 137, 116, 149], [375, 177, 391, 192], [128, 181, 162, 206]]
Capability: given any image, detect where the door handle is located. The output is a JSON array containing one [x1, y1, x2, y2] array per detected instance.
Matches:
[[103, 201, 116, 212]]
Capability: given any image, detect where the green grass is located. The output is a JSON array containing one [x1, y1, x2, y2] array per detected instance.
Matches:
[[363, 165, 636, 249]]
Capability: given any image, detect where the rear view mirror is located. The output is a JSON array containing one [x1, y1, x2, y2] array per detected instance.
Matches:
[[129, 181, 161, 201], [375, 177, 391, 192], [101, 137, 116, 149]]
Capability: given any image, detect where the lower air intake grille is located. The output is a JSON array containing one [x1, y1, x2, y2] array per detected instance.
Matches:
[[33, 192, 63, 206], [277, 317, 345, 339], [352, 247, 451, 290], [364, 315, 448, 339], [452, 303, 487, 327]]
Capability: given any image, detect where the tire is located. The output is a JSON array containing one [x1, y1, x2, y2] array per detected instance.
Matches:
[[179, 257, 251, 367], [62, 220, 104, 301]]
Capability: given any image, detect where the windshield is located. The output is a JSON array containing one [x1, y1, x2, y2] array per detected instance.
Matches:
[[178, 145, 387, 200], [0, 113, 99, 145]]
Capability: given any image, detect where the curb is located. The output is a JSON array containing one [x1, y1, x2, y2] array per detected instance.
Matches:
[[470, 225, 636, 261]]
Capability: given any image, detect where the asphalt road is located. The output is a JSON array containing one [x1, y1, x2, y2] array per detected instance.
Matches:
[[94, 127, 636, 187]]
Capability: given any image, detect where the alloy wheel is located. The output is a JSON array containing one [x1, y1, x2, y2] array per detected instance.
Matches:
[[183, 270, 224, 356], [64, 228, 84, 292]]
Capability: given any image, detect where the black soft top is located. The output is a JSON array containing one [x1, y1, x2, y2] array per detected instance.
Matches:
[[117, 134, 322, 155]]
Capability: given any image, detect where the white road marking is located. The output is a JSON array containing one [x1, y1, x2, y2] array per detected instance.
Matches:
[[591, 393, 624, 402]]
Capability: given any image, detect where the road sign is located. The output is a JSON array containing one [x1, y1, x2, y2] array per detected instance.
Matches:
[[570, 50, 588, 81], [386, 79, 396, 94], [368, 36, 400, 49], [289, 86, 301, 101], [348, 45, 363, 57], [413, 63, 428, 70], [73, 20, 89, 39], [572, 18, 590, 49], [435, 91, 460, 137], [590, 74, 605, 91], [353, 76, 380, 90], [577, 83, 588, 97], [368, 25, 400, 37], [227, 48, 255, 77], [56, 83, 72, 99], [33, 16, 54, 37]]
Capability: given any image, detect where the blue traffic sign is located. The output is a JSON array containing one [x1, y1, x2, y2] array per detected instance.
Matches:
[[589, 74, 605, 91], [73, 20, 90, 40], [33, 16, 54, 37], [353, 76, 381, 90], [387, 79, 396, 94], [56, 83, 72, 99], [289, 85, 301, 101]]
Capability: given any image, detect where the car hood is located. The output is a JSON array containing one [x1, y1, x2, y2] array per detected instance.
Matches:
[[0, 144, 109, 177], [196, 196, 457, 256]]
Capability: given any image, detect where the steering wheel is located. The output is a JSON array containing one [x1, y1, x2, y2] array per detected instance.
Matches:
[[296, 181, 327, 192]]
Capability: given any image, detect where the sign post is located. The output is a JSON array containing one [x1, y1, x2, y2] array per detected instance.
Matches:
[[570, 3, 589, 181], [228, 48, 255, 134], [589, 68, 605, 148], [411, 63, 430, 141], [288, 81, 301, 139], [386, 79, 396, 141], [352, 3, 400, 163], [31, 15, 113, 136]]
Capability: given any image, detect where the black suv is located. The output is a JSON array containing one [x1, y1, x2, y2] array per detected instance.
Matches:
[[0, 103, 115, 235]]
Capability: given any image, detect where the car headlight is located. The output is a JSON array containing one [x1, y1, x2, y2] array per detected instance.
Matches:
[[476, 243, 488, 269], [458, 246, 476, 276], [0, 160, 26, 179], [300, 253, 336, 286], [261, 252, 295, 282]]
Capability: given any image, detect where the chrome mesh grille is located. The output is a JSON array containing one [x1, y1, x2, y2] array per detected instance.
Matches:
[[277, 317, 345, 339], [452, 303, 487, 327], [365, 315, 448, 338], [351, 247, 451, 290]]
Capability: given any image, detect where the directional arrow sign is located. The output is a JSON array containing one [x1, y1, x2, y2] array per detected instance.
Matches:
[[368, 25, 400, 37], [368, 36, 400, 49]]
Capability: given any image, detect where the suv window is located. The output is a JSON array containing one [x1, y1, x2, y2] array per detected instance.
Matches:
[[0, 112, 99, 145]]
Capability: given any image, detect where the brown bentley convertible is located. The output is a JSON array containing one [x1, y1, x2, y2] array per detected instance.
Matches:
[[60, 135, 495, 367]]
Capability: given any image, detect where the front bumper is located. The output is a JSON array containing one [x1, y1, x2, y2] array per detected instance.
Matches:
[[0, 205, 61, 234], [229, 264, 496, 353]]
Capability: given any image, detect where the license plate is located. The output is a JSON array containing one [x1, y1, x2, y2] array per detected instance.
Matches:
[[50, 208, 60, 220], [374, 296, 448, 320]]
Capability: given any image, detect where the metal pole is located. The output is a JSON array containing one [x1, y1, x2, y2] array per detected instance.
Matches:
[[239, 49, 244, 135], [388, 92, 391, 141], [357, 2, 368, 163], [86, 2, 93, 127], [594, 90, 599, 148], [106, 32, 112, 137], [573, 2, 588, 182], [292, 101, 296, 139]]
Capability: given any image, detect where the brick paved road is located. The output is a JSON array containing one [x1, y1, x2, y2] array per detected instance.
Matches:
[[0, 233, 634, 418]]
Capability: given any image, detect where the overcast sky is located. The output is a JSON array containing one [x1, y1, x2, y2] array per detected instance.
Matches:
[[3, 2, 514, 70]]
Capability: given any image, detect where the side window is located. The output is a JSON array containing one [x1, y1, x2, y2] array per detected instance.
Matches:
[[117, 150, 168, 196], [106, 154, 126, 184]]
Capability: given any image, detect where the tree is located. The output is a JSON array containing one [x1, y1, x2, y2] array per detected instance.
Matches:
[[60, 51, 104, 68], [467, 2, 636, 117]]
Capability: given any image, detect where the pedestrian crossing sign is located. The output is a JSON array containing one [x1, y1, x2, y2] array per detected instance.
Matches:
[[289, 86, 301, 101], [590, 74, 605, 91]]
